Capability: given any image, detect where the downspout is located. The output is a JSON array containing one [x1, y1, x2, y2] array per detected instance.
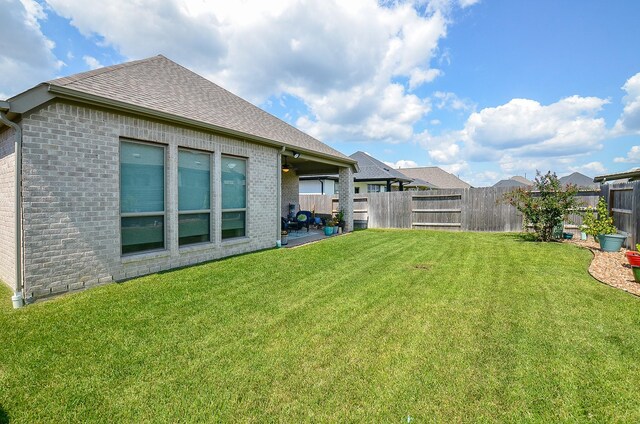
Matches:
[[0, 109, 24, 308]]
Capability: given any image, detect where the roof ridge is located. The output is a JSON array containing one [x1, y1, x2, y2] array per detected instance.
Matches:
[[49, 55, 165, 87]]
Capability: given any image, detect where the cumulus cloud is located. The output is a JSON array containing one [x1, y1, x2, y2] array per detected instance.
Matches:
[[614, 145, 640, 163], [569, 161, 606, 175], [0, 0, 63, 97], [383, 159, 419, 169], [463, 96, 609, 156], [82, 55, 102, 70], [433, 91, 474, 111], [614, 72, 640, 134], [42, 0, 457, 142]]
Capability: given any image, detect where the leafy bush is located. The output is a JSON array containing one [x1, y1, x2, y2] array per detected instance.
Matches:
[[582, 196, 616, 237], [502, 171, 582, 242]]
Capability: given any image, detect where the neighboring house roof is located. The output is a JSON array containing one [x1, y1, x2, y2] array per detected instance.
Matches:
[[493, 179, 528, 188], [594, 168, 640, 183], [403, 177, 436, 189], [5, 55, 355, 167], [398, 167, 472, 189], [559, 172, 596, 187], [509, 176, 534, 186], [350, 151, 412, 182]]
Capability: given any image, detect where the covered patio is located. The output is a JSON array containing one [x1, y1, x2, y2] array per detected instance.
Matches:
[[278, 149, 356, 246]]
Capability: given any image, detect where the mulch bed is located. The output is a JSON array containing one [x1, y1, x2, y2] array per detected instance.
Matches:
[[566, 237, 640, 297]]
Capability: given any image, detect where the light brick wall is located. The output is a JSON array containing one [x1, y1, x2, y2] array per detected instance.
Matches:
[[0, 127, 16, 289], [20, 101, 279, 299], [338, 167, 354, 232], [281, 168, 299, 217]]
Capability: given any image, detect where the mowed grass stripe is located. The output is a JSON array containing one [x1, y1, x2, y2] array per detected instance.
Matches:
[[1, 230, 639, 422]]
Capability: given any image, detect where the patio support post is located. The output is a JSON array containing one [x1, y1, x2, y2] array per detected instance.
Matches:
[[338, 166, 354, 232]]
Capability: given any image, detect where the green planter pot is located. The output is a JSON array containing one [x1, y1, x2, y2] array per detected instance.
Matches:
[[324, 227, 334, 236], [598, 233, 627, 252], [633, 266, 640, 284]]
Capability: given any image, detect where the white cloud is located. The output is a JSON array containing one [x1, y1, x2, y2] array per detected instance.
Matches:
[[82, 55, 102, 70], [569, 161, 606, 175], [383, 159, 419, 169], [463, 96, 609, 157], [614, 145, 640, 163], [0, 0, 63, 97], [43, 0, 458, 143], [433, 91, 474, 111], [614, 72, 640, 134]]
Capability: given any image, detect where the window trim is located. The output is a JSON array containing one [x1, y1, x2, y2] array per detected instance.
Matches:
[[221, 155, 247, 240], [178, 147, 214, 247], [119, 139, 167, 256]]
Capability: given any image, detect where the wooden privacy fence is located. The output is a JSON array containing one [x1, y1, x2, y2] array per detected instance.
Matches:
[[300, 184, 638, 248]]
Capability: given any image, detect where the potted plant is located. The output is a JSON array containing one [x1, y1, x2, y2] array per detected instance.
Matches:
[[332, 217, 339, 234], [583, 197, 626, 252], [627, 244, 640, 266], [628, 244, 640, 283], [281, 230, 288, 246], [580, 225, 588, 240], [324, 219, 334, 236], [336, 209, 345, 231]]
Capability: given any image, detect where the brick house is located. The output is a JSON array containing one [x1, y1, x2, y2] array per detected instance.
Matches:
[[0, 55, 356, 306]]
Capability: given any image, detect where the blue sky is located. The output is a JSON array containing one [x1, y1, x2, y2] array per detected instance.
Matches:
[[2, 0, 639, 186]]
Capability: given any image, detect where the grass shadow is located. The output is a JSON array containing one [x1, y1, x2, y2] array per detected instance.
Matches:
[[0, 405, 9, 424]]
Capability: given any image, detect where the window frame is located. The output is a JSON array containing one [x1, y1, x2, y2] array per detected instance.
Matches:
[[221, 155, 248, 241], [178, 147, 213, 247], [119, 139, 167, 256], [367, 184, 381, 193]]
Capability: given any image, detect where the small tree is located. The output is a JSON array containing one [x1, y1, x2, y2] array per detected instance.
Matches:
[[582, 196, 616, 238], [502, 171, 582, 241]]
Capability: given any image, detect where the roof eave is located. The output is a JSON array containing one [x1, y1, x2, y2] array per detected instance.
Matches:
[[594, 170, 640, 183], [7, 83, 357, 170]]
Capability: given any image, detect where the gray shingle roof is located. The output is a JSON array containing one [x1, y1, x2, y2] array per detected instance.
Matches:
[[493, 179, 528, 188], [509, 176, 533, 186], [46, 55, 351, 162], [559, 172, 596, 187], [350, 151, 412, 182], [398, 167, 471, 189]]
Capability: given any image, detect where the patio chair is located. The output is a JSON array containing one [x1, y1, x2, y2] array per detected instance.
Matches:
[[290, 211, 311, 232]]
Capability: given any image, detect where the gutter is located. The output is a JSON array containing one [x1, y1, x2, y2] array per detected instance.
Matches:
[[0, 105, 24, 308]]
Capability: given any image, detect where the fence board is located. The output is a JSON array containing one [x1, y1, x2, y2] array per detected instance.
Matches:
[[299, 185, 622, 236]]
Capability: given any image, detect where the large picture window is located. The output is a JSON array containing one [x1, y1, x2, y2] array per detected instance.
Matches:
[[120, 141, 165, 254], [221, 156, 246, 239], [178, 149, 211, 246]]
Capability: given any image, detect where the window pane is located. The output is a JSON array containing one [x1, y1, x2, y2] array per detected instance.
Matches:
[[120, 142, 164, 213], [121, 216, 164, 254], [179, 150, 210, 211], [221, 157, 246, 209], [179, 213, 210, 246], [222, 211, 245, 239]]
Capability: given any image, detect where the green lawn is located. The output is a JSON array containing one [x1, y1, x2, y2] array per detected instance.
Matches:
[[1, 230, 639, 422]]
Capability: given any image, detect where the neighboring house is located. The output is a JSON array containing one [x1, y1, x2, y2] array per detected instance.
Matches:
[[559, 172, 596, 188], [0, 55, 357, 306], [299, 151, 412, 194], [350, 151, 412, 193], [299, 175, 338, 195], [401, 177, 436, 191], [492, 176, 533, 188], [399, 167, 472, 189], [594, 168, 640, 184]]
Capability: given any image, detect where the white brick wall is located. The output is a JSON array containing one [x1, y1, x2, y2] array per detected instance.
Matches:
[[20, 101, 279, 299], [338, 167, 354, 232], [0, 127, 16, 289], [281, 168, 299, 217]]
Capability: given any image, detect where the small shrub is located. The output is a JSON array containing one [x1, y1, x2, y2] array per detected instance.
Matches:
[[582, 197, 616, 238], [502, 171, 582, 242]]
